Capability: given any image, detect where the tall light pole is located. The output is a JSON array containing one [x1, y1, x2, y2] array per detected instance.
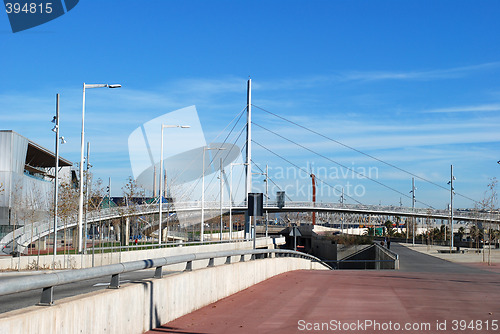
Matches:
[[83, 142, 91, 255], [265, 164, 269, 238], [448, 165, 456, 250], [159, 124, 190, 245], [254, 165, 270, 237], [219, 158, 224, 241], [201, 146, 225, 242], [78, 83, 121, 253], [229, 162, 248, 240], [52, 94, 66, 266], [410, 178, 416, 246]]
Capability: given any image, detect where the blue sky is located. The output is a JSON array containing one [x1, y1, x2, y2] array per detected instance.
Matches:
[[0, 1, 499, 209]]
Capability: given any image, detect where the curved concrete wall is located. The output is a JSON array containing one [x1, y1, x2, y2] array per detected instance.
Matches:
[[0, 237, 285, 270], [0, 256, 327, 334]]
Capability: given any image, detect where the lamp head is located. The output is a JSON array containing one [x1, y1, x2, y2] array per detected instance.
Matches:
[[51, 125, 58, 133], [60, 136, 67, 144], [108, 84, 121, 89], [51, 116, 56, 123]]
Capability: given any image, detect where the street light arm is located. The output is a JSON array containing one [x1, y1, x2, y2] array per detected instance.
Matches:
[[84, 83, 122, 89]]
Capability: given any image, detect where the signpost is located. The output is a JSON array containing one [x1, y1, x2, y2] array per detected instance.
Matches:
[[248, 193, 263, 249], [289, 226, 302, 251]]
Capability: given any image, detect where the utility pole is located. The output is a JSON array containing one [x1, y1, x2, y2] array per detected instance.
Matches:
[[411, 178, 416, 246], [84, 142, 90, 255], [265, 164, 269, 238], [52, 94, 60, 267], [153, 166, 157, 198], [449, 165, 455, 251], [219, 158, 224, 241]]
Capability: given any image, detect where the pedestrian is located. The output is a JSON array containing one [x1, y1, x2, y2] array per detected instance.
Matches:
[[387, 237, 391, 249]]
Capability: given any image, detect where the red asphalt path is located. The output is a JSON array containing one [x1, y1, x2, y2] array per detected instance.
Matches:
[[146, 269, 500, 334]]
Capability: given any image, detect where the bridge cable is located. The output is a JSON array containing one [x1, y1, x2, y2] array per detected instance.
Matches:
[[181, 111, 247, 203], [201, 122, 248, 202], [252, 139, 364, 205], [252, 104, 479, 205], [250, 159, 294, 202], [170, 107, 247, 191], [253, 122, 435, 208]]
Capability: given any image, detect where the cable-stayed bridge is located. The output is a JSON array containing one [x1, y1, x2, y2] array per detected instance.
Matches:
[[2, 200, 498, 255]]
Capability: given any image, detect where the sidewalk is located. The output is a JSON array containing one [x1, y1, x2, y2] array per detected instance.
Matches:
[[398, 242, 500, 265], [146, 243, 500, 334]]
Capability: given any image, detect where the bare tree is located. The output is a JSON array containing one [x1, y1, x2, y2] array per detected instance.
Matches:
[[57, 181, 79, 268], [119, 176, 146, 246], [480, 178, 498, 265]]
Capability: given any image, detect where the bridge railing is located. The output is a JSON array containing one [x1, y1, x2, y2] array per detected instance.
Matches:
[[3, 200, 497, 255], [0, 249, 332, 306]]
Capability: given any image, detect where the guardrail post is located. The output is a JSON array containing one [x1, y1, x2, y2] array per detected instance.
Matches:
[[154, 266, 163, 278], [185, 261, 193, 271], [207, 258, 215, 267], [109, 274, 120, 289], [38, 286, 54, 306], [225, 256, 231, 264]]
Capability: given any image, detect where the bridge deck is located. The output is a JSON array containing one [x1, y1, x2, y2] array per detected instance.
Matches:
[[148, 244, 500, 334]]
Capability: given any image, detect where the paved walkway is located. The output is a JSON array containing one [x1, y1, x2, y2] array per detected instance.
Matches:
[[146, 243, 500, 334]]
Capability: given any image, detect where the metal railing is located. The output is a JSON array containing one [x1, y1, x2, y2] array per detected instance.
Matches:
[[3, 200, 497, 255], [0, 249, 332, 305]]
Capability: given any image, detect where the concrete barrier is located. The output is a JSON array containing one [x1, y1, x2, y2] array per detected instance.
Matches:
[[0, 256, 327, 334], [0, 237, 285, 270]]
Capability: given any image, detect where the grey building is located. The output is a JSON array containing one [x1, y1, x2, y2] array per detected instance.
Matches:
[[0, 131, 72, 239]]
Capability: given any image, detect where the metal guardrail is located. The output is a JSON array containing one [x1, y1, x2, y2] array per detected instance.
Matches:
[[323, 259, 396, 270], [0, 249, 332, 306], [325, 243, 399, 270], [94, 237, 254, 253]]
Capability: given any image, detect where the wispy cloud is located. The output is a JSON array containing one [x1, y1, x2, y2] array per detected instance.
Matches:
[[424, 103, 500, 113], [340, 62, 500, 82], [253, 62, 500, 91]]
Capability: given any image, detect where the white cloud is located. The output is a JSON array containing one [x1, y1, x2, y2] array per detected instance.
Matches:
[[424, 103, 500, 113]]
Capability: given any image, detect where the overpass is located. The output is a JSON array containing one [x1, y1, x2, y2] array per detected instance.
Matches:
[[1, 200, 498, 255]]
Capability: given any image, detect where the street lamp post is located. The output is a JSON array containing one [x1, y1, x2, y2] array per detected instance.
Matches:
[[159, 124, 190, 246], [201, 147, 225, 243], [83, 142, 92, 255], [410, 178, 416, 246], [254, 165, 270, 238], [229, 162, 248, 240], [52, 94, 66, 267], [78, 83, 121, 253], [219, 158, 224, 241], [448, 165, 456, 250]]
